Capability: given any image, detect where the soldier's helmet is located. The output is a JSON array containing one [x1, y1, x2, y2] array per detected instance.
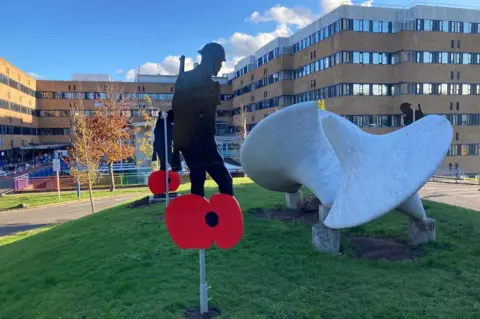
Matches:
[[400, 102, 412, 114], [198, 42, 226, 62]]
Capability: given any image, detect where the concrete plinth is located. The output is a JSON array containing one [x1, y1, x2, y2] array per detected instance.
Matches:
[[408, 218, 436, 245], [285, 191, 302, 211], [312, 205, 341, 254]]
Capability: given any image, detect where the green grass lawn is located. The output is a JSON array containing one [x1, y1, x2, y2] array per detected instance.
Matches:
[[1, 178, 479, 318], [0, 187, 149, 211]]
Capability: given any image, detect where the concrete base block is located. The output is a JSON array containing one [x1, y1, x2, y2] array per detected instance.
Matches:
[[312, 205, 340, 254], [312, 223, 341, 254], [285, 191, 302, 211], [408, 218, 436, 245]]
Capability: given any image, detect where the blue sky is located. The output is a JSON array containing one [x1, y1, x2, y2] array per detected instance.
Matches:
[[1, 0, 477, 81]]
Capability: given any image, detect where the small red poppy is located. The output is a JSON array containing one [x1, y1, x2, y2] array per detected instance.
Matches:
[[165, 194, 243, 250], [148, 170, 181, 194]]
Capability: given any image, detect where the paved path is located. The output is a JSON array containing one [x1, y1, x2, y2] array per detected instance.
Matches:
[[0, 193, 143, 237], [1, 182, 478, 238], [419, 182, 480, 211]]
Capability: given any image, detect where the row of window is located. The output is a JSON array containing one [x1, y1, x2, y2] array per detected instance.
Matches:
[[36, 92, 175, 100], [0, 74, 36, 97], [0, 126, 68, 136], [344, 114, 480, 128], [291, 50, 480, 79], [232, 17, 480, 80], [294, 18, 480, 54], [293, 82, 480, 102], [234, 50, 480, 98], [416, 19, 480, 34], [35, 91, 233, 102], [448, 144, 480, 156], [0, 99, 35, 116]]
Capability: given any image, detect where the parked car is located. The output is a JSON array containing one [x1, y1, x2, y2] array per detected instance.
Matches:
[[0, 170, 7, 177]]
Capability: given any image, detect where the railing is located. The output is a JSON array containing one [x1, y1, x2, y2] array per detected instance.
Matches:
[[71, 163, 141, 173], [22, 173, 151, 192], [431, 168, 480, 185]]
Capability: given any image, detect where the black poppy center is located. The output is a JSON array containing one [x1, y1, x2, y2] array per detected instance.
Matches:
[[205, 211, 219, 227], [168, 178, 171, 184]]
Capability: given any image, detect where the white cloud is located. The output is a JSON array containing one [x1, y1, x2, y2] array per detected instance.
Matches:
[[248, 5, 318, 28], [125, 55, 201, 80], [27, 72, 44, 79], [125, 22, 292, 80], [360, 0, 374, 7], [228, 24, 292, 57], [321, 0, 373, 12], [115, 69, 124, 74]]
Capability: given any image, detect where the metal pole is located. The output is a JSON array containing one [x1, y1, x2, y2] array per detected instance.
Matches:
[[75, 147, 81, 198], [56, 171, 61, 200], [413, 108, 416, 123], [199, 249, 208, 314], [163, 111, 169, 206]]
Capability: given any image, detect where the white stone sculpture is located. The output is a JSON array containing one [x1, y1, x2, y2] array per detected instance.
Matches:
[[240, 101, 453, 229], [321, 112, 452, 229]]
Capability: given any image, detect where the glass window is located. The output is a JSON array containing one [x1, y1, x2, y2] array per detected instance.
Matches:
[[449, 84, 460, 95], [438, 84, 448, 95], [449, 53, 460, 64], [462, 53, 471, 64], [416, 19, 424, 31], [423, 83, 433, 95], [353, 52, 361, 63], [425, 19, 433, 31], [440, 52, 448, 64], [423, 52, 432, 63], [373, 21, 380, 33], [343, 52, 352, 63], [416, 52, 423, 63], [362, 52, 370, 64], [462, 84, 471, 95], [335, 53, 341, 65], [353, 20, 361, 31], [363, 20, 371, 32], [441, 20, 449, 32], [362, 84, 370, 95]]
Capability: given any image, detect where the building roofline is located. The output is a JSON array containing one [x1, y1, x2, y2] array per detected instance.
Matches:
[[229, 2, 480, 76]]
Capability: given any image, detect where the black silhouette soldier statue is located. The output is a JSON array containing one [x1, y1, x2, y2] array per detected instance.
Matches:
[[171, 42, 234, 197], [400, 102, 424, 126], [152, 109, 181, 172]]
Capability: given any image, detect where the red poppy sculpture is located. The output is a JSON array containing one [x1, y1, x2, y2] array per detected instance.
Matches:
[[148, 170, 181, 194], [165, 194, 244, 249]]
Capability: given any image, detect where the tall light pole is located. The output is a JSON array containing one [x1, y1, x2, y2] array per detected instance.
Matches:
[[74, 113, 81, 198]]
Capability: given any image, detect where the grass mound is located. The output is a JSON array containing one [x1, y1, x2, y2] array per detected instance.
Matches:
[[1, 178, 479, 318]]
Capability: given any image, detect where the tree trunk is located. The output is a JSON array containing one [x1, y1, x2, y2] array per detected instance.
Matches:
[[109, 162, 115, 192], [88, 178, 96, 213]]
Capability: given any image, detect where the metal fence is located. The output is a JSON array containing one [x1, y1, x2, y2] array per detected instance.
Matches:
[[431, 168, 480, 185], [18, 173, 150, 192]]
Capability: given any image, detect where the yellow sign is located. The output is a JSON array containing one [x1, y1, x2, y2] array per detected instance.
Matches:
[[317, 99, 326, 110]]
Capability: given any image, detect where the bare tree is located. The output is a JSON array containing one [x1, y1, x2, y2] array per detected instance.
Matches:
[[233, 105, 248, 143]]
